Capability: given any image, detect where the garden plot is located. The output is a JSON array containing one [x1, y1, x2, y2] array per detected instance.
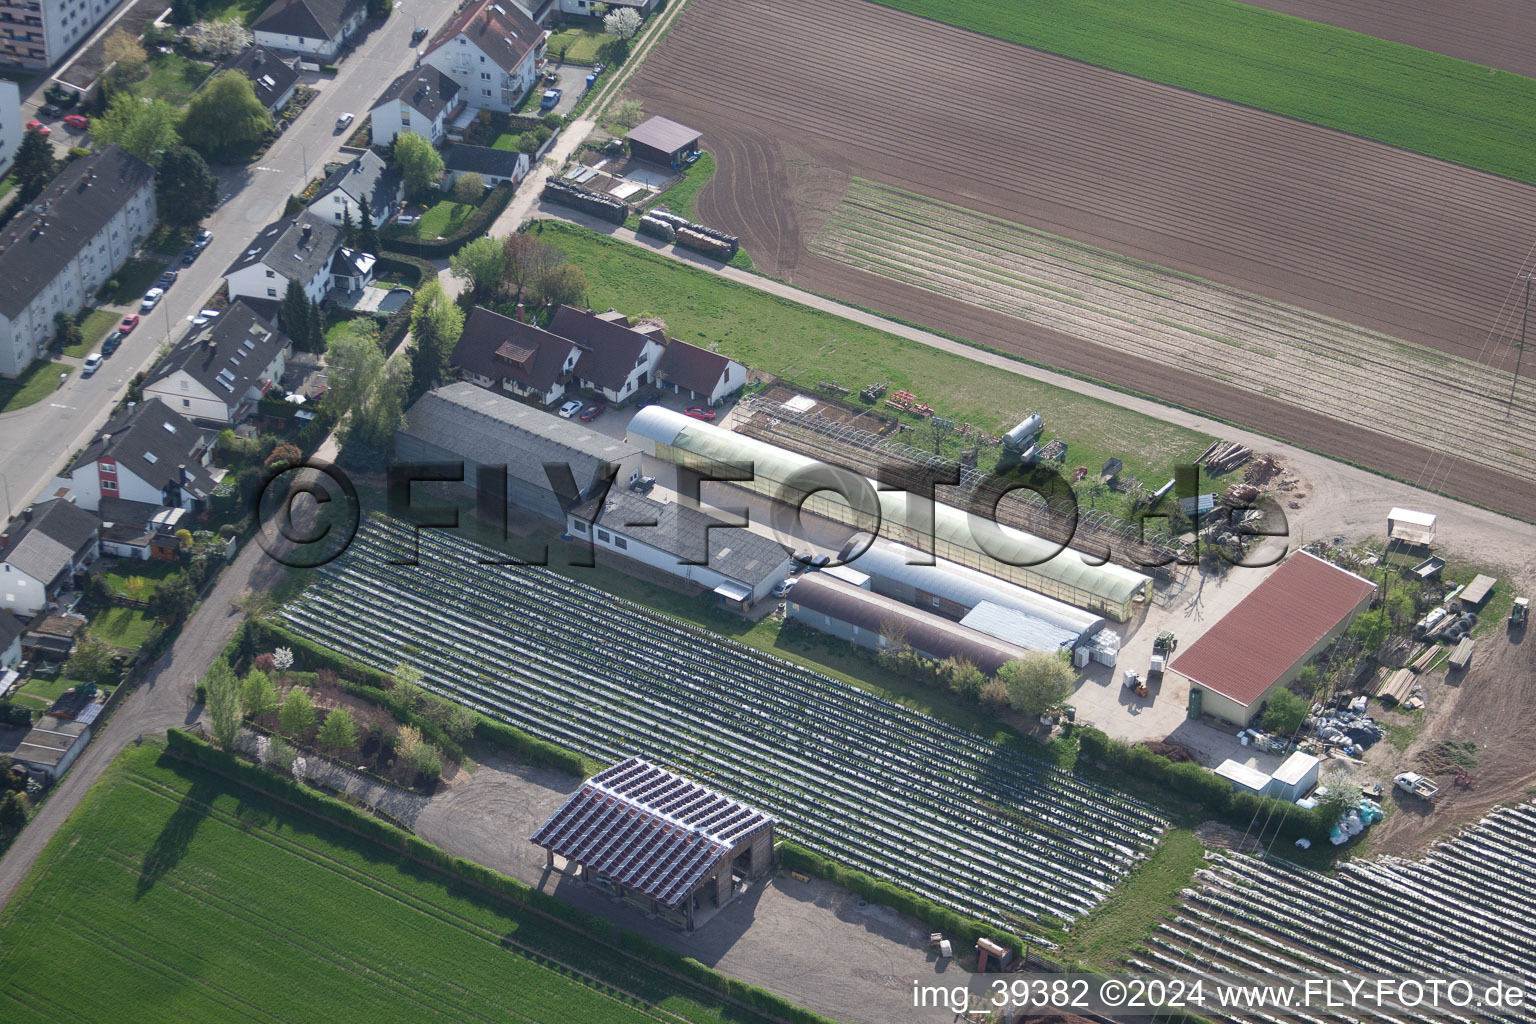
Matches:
[[1146, 803, 1536, 1024], [283, 516, 1168, 933], [812, 180, 1536, 486]]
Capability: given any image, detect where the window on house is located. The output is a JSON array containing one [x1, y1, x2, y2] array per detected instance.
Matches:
[[614, 537, 628, 550], [101, 479, 117, 491], [182, 399, 190, 408], [597, 529, 610, 543], [266, 269, 275, 277], [572, 520, 587, 533], [268, 288, 277, 297], [482, 88, 490, 96], [481, 72, 490, 80]]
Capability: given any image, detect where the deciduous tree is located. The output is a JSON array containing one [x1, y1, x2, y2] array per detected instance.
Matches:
[[1261, 687, 1309, 735], [452, 172, 483, 204], [603, 7, 642, 55], [449, 236, 506, 297], [52, 311, 82, 353], [393, 132, 444, 194], [188, 19, 253, 58], [317, 707, 358, 753], [996, 651, 1075, 715], [104, 29, 148, 80], [155, 145, 220, 226], [408, 278, 464, 395], [534, 263, 587, 309], [502, 232, 563, 300], [206, 658, 243, 750], [92, 95, 182, 165], [181, 71, 272, 158], [241, 669, 279, 718], [279, 687, 316, 738], [65, 631, 116, 684], [390, 663, 424, 710]]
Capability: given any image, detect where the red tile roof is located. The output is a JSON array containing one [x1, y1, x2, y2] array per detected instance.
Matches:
[[1171, 551, 1376, 708]]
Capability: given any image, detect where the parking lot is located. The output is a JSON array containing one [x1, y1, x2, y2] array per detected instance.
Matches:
[[539, 62, 598, 116]]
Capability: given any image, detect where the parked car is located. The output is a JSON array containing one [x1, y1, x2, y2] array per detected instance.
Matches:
[[63, 114, 88, 130], [684, 406, 716, 421], [39, 103, 63, 118], [82, 353, 102, 375], [189, 308, 220, 328], [539, 88, 562, 109], [25, 120, 49, 135], [410, 26, 428, 44], [101, 331, 122, 355], [140, 288, 164, 311], [395, 213, 420, 226], [157, 269, 178, 288], [194, 228, 213, 248], [335, 112, 355, 132], [772, 578, 797, 598], [794, 551, 831, 570], [557, 399, 584, 418], [629, 475, 657, 493], [577, 402, 606, 422], [118, 313, 140, 333], [181, 247, 200, 265]]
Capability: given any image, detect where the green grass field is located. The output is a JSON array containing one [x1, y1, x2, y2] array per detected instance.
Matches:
[[105, 259, 167, 306], [90, 607, 158, 650], [646, 151, 714, 219], [0, 743, 797, 1024], [0, 359, 68, 414], [545, 26, 610, 65], [540, 221, 1212, 488], [873, 0, 1536, 185], [102, 558, 182, 600], [69, 307, 122, 356], [400, 198, 475, 240], [128, 52, 215, 109], [198, 0, 275, 25]]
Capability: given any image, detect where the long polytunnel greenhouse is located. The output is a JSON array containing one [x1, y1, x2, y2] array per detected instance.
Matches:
[[626, 406, 1151, 620], [283, 515, 1167, 931]]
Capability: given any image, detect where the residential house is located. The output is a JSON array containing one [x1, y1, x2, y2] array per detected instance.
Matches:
[[422, 0, 545, 114], [253, 0, 367, 59], [0, 0, 123, 69], [0, 610, 22, 671], [554, 0, 654, 16], [50, 399, 220, 513], [442, 144, 529, 189], [0, 79, 19, 177], [98, 499, 187, 561], [654, 338, 746, 407], [0, 499, 99, 618], [310, 150, 403, 229], [141, 300, 293, 426], [0, 146, 157, 378], [453, 305, 580, 407], [549, 305, 664, 404], [369, 65, 461, 146], [225, 213, 371, 307], [223, 44, 303, 114]]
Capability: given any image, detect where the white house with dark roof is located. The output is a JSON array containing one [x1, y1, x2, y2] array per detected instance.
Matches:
[[0, 499, 99, 618], [442, 144, 529, 188], [554, 0, 654, 17], [253, 0, 367, 59], [223, 45, 303, 114], [654, 339, 746, 407], [549, 306, 664, 405], [0, 146, 156, 378], [225, 213, 371, 306], [452, 305, 580, 406], [49, 399, 220, 513], [370, 65, 462, 146], [141, 301, 293, 426], [309, 150, 403, 229], [422, 0, 546, 114]]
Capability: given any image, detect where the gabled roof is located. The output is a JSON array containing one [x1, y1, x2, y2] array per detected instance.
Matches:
[[372, 65, 460, 118], [571, 489, 793, 589], [1172, 550, 1377, 708], [0, 147, 155, 319], [223, 45, 301, 110], [626, 115, 702, 156], [426, 0, 544, 75], [453, 306, 576, 394], [654, 339, 737, 396], [2, 499, 98, 585], [253, 0, 365, 41], [314, 150, 402, 214], [68, 399, 216, 501], [531, 757, 774, 908], [329, 246, 376, 278], [150, 300, 291, 407], [549, 305, 657, 393], [225, 212, 342, 286], [443, 144, 525, 178]]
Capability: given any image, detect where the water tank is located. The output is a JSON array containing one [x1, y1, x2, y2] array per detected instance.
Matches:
[[1002, 413, 1043, 451]]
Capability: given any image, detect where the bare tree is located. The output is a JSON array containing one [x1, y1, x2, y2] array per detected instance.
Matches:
[[925, 415, 955, 455], [502, 232, 564, 300]]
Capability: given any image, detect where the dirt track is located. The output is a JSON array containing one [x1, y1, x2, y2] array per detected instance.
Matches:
[[628, 0, 1536, 518], [1247, 0, 1536, 78]]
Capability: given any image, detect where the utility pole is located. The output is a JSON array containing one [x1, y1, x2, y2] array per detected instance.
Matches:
[[1514, 271, 1532, 404]]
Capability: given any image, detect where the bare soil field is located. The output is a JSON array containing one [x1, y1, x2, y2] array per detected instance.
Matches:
[[628, 0, 1536, 517], [1246, 0, 1536, 79]]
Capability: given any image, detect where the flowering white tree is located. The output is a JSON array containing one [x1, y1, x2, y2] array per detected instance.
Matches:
[[603, 7, 642, 43], [189, 19, 253, 58], [272, 646, 294, 671]]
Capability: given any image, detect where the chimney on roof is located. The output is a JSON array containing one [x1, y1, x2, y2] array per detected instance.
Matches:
[[301, 223, 313, 243], [21, 505, 33, 523], [0, 532, 8, 551], [515, 302, 526, 322], [179, 464, 190, 485]]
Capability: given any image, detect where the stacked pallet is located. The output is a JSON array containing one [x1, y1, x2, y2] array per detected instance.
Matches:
[[543, 180, 628, 224]]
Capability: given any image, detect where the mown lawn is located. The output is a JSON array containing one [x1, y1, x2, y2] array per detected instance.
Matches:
[[103, 258, 166, 306], [70, 307, 122, 356], [545, 26, 610, 65], [872, 0, 1536, 184], [101, 559, 182, 599], [0, 743, 799, 1024], [539, 221, 1213, 488], [90, 606, 158, 650], [197, 0, 275, 25], [127, 52, 215, 108], [0, 359, 68, 414], [13, 674, 81, 704], [645, 151, 714, 220], [399, 198, 475, 240], [1054, 827, 1205, 970]]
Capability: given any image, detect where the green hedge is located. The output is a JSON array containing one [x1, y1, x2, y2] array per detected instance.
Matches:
[[374, 253, 436, 287], [1075, 727, 1326, 841], [383, 181, 515, 259], [163, 730, 841, 1024]]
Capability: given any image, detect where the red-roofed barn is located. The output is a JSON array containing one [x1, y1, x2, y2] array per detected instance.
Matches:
[[1172, 551, 1376, 726]]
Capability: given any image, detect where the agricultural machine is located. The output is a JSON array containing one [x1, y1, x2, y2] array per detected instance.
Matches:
[[1510, 596, 1528, 631], [1149, 631, 1177, 681]]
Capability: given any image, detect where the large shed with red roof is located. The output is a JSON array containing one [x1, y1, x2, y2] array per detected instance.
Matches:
[[1172, 551, 1376, 726], [531, 757, 776, 931]]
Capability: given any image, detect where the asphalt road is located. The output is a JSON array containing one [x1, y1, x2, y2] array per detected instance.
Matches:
[[0, 1, 465, 522]]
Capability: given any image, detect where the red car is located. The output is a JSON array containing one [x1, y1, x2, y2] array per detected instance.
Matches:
[[577, 402, 606, 422], [684, 406, 716, 421], [118, 313, 140, 334], [63, 114, 89, 129], [25, 120, 49, 135]]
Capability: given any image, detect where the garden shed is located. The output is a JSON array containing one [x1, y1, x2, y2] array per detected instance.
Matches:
[[625, 116, 702, 168]]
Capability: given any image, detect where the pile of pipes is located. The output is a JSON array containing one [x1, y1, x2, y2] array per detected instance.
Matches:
[[1202, 441, 1254, 474], [543, 180, 628, 225], [647, 209, 739, 259]]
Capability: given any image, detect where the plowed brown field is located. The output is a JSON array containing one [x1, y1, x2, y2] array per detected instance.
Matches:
[[628, 0, 1536, 518], [1246, 0, 1536, 78]]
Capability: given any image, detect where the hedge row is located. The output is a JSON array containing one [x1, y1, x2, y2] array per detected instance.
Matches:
[[383, 181, 515, 259], [778, 841, 1059, 953], [374, 253, 437, 288], [163, 729, 841, 1024], [1075, 727, 1328, 841]]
